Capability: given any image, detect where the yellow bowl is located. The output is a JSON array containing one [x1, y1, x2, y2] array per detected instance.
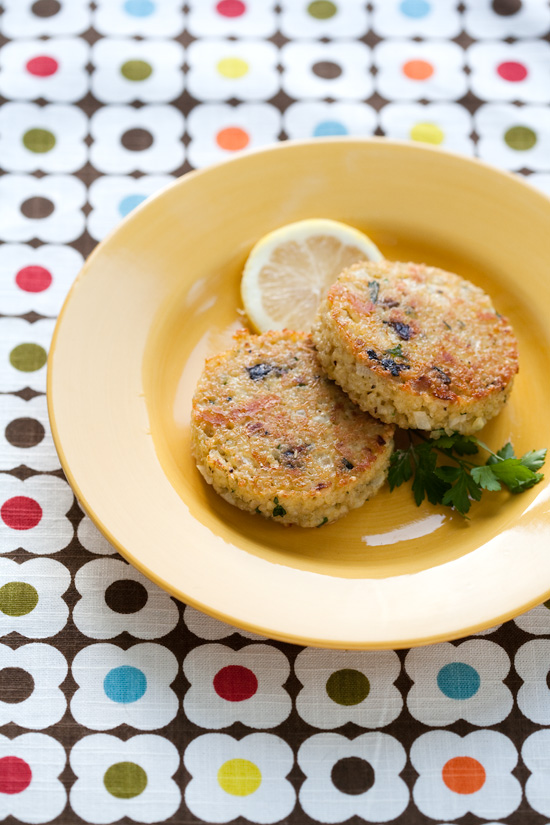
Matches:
[[48, 138, 550, 649]]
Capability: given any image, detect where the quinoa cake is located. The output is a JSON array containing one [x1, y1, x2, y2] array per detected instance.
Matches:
[[191, 329, 394, 528], [312, 261, 519, 434]]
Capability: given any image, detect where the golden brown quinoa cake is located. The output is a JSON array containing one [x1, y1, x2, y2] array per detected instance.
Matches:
[[191, 330, 394, 528], [312, 261, 519, 434]]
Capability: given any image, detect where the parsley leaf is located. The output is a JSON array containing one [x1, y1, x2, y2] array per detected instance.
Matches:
[[441, 470, 482, 516], [471, 465, 502, 491], [388, 448, 413, 491], [385, 344, 406, 359], [520, 448, 547, 472], [412, 446, 451, 506]]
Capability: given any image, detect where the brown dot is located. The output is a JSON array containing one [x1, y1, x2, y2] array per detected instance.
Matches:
[[105, 579, 148, 614], [31, 0, 61, 16], [120, 129, 154, 151], [492, 0, 522, 14], [5, 418, 45, 449], [312, 61, 342, 79], [20, 197, 54, 219], [331, 757, 375, 796], [0, 668, 34, 704]]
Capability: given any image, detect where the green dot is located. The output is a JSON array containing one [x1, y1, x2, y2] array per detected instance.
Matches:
[[325, 668, 370, 705], [504, 125, 537, 151], [104, 762, 147, 799], [9, 344, 47, 373], [0, 582, 39, 617], [22, 128, 56, 154], [307, 0, 337, 19], [120, 60, 153, 81]]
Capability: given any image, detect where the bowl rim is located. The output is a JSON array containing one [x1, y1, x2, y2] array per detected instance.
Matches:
[[47, 137, 550, 648]]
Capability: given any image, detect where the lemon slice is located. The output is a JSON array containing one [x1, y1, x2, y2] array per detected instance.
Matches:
[[241, 218, 383, 333]]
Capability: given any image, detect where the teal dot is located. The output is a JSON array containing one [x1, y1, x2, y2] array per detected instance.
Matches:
[[437, 662, 480, 700], [104, 666, 147, 703], [400, 0, 431, 17], [124, 0, 155, 16], [313, 120, 348, 137], [118, 194, 146, 217]]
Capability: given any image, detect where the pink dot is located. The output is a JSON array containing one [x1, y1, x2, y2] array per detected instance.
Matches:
[[25, 56, 58, 77], [15, 266, 52, 294], [216, 0, 246, 17], [0, 757, 32, 795], [1, 497, 42, 531], [497, 61, 528, 82], [213, 665, 258, 701]]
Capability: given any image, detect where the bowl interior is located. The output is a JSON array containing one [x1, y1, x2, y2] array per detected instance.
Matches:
[[49, 140, 550, 647]]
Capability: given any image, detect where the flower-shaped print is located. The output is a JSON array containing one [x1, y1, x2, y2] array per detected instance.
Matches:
[[0, 318, 55, 393], [187, 0, 276, 38], [0, 175, 86, 243], [529, 173, 550, 198], [94, 0, 184, 37], [475, 104, 550, 171], [0, 395, 60, 472], [372, 0, 460, 38], [0, 643, 67, 729], [523, 729, 550, 817], [0, 38, 89, 102], [2, 0, 91, 37], [379, 102, 473, 155], [0, 102, 87, 173], [183, 605, 264, 640], [87, 175, 173, 241], [70, 733, 180, 824], [187, 40, 278, 103], [280, 0, 368, 38], [77, 514, 117, 555], [0, 558, 70, 639], [515, 599, 550, 634], [295, 648, 402, 729], [185, 733, 295, 824], [298, 732, 408, 823], [0, 474, 73, 553], [281, 42, 372, 100], [71, 643, 178, 731], [0, 733, 66, 823], [91, 39, 184, 104], [464, 0, 550, 38], [0, 243, 83, 316], [374, 40, 466, 102], [183, 643, 291, 729], [405, 640, 512, 726], [90, 105, 184, 174], [73, 558, 179, 639], [187, 103, 280, 168], [411, 730, 521, 820], [468, 41, 550, 104], [284, 101, 376, 140], [516, 639, 550, 723]]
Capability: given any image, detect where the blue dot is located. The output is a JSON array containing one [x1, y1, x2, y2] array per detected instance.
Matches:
[[437, 662, 481, 700], [313, 120, 349, 137], [104, 666, 147, 703], [118, 194, 147, 218], [123, 0, 155, 17], [399, 0, 431, 18]]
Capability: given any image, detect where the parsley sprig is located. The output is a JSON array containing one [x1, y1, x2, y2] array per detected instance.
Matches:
[[388, 431, 546, 517]]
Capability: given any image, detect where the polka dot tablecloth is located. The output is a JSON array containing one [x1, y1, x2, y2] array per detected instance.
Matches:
[[1, 0, 550, 823]]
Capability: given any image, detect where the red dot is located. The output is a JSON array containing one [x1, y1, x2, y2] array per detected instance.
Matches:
[[0, 757, 32, 795], [25, 56, 58, 77], [213, 665, 258, 701], [497, 61, 528, 82], [1, 497, 42, 531], [216, 0, 246, 17], [15, 266, 52, 294]]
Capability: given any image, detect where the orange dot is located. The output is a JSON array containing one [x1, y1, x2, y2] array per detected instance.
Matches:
[[402, 59, 434, 80], [216, 127, 250, 151], [442, 757, 486, 795]]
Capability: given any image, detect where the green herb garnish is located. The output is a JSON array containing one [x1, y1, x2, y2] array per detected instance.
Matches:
[[389, 431, 547, 517], [317, 517, 328, 527], [385, 343, 406, 359], [272, 496, 287, 517]]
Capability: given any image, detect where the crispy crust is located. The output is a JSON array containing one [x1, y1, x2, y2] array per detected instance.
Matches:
[[191, 329, 394, 527], [312, 261, 518, 433]]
